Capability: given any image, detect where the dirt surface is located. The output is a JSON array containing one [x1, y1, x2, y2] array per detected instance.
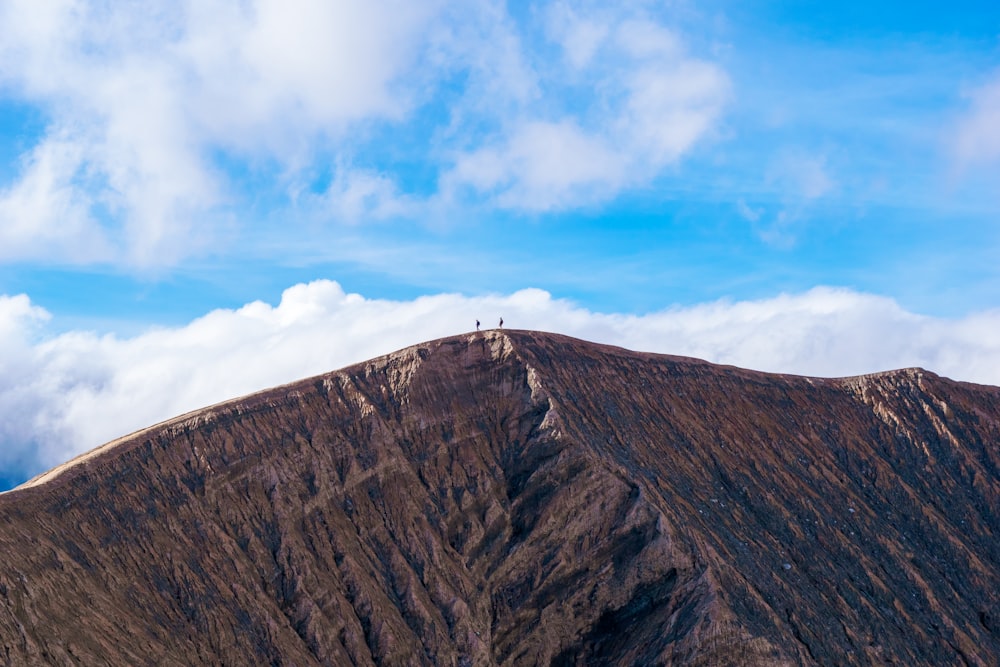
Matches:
[[0, 330, 997, 665]]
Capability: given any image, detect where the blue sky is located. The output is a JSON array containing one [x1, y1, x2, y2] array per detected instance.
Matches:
[[1, 0, 1000, 488]]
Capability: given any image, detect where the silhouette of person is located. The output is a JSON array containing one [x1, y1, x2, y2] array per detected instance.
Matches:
[[499, 317, 503, 329], [476, 319, 480, 331]]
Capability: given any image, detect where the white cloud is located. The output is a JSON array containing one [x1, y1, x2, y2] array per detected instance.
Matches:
[[2, 281, 1000, 483], [545, 2, 610, 70], [0, 2, 218, 265], [441, 13, 729, 211], [0, 137, 112, 262], [619, 55, 728, 165], [444, 120, 629, 211], [0, 0, 442, 265], [428, 0, 540, 120], [0, 2, 731, 254], [320, 168, 414, 223], [0, 294, 54, 471], [181, 0, 438, 146]]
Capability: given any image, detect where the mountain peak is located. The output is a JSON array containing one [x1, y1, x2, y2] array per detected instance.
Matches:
[[1, 331, 997, 664]]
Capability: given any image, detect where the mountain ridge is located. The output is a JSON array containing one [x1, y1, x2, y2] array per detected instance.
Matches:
[[0, 329, 997, 665], [7, 330, 967, 496]]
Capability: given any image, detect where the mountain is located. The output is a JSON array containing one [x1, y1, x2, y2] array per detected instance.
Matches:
[[0, 330, 998, 666]]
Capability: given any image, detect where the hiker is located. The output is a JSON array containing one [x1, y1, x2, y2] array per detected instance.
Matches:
[[499, 317, 503, 329], [476, 319, 480, 331]]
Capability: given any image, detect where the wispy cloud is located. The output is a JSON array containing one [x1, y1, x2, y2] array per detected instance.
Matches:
[[442, 14, 729, 211], [2, 281, 999, 482], [443, 120, 630, 211], [544, 1, 610, 71], [318, 167, 416, 223], [738, 150, 838, 247], [953, 71, 1000, 167], [0, 1, 729, 264]]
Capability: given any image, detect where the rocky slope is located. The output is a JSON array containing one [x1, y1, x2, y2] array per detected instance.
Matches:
[[0, 330, 998, 666]]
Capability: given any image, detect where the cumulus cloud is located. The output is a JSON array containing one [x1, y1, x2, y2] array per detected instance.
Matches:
[[2, 281, 999, 485]]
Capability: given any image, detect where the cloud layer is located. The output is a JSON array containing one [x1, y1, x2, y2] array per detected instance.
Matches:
[[0, 0, 728, 265], [2, 281, 999, 484]]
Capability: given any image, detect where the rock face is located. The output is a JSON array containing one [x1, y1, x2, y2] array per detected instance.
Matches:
[[0, 330, 998, 666]]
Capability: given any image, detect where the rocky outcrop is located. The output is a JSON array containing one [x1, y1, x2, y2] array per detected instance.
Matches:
[[0, 330, 997, 665]]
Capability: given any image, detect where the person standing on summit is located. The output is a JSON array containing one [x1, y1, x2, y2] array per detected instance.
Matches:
[[499, 317, 503, 329]]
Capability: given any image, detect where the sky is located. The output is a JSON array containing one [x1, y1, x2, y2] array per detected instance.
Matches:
[[1, 0, 999, 489]]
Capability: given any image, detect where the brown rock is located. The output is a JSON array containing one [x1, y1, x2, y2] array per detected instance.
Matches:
[[0, 330, 997, 665]]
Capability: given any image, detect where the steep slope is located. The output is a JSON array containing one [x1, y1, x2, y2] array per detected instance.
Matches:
[[0, 330, 997, 666]]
